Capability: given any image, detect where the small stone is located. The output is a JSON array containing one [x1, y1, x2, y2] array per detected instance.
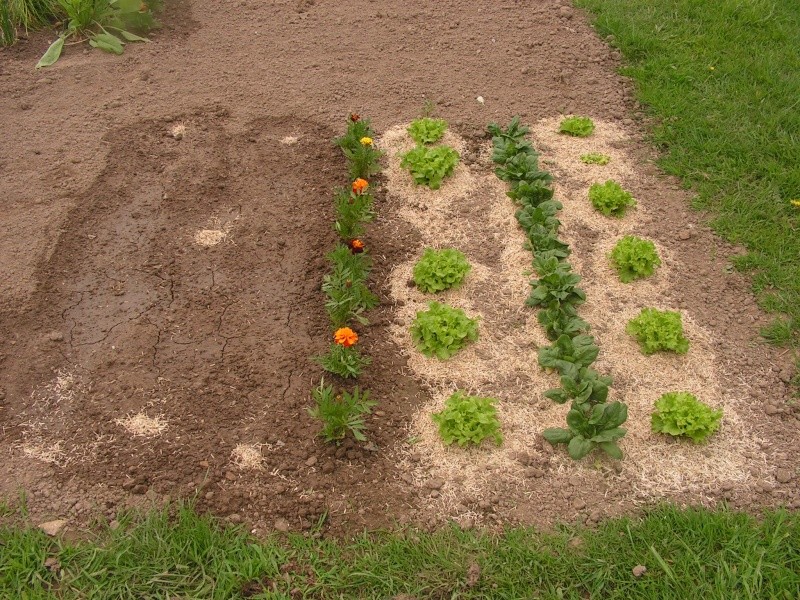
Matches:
[[559, 6, 574, 18], [228, 513, 242, 523], [44, 557, 60, 571], [678, 230, 692, 241], [425, 478, 444, 490], [109, 520, 120, 530], [205, 491, 214, 500], [225, 471, 237, 481], [305, 456, 318, 467], [321, 462, 335, 474], [573, 499, 586, 510], [199, 460, 209, 468], [632, 565, 647, 577], [765, 405, 780, 416], [48, 331, 64, 342], [38, 520, 67, 536], [131, 484, 148, 495], [776, 469, 793, 484], [274, 518, 290, 532]]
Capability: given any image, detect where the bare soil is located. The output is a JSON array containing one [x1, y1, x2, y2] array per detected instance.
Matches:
[[1, 0, 797, 536]]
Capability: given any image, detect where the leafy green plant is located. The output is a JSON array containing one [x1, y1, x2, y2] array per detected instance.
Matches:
[[334, 187, 374, 240], [308, 380, 376, 443], [413, 248, 471, 293], [609, 235, 661, 283], [322, 245, 379, 326], [431, 391, 503, 447], [495, 152, 551, 185], [538, 334, 599, 375], [334, 116, 383, 179], [399, 145, 460, 190], [543, 401, 627, 459], [526, 257, 586, 311], [580, 153, 611, 165], [407, 118, 448, 145], [559, 116, 596, 137], [524, 226, 571, 261], [588, 180, 636, 217], [626, 308, 690, 354], [651, 392, 723, 443], [544, 367, 613, 409], [410, 301, 479, 359], [516, 200, 563, 234], [537, 305, 590, 341], [506, 179, 555, 208], [315, 343, 371, 379], [488, 117, 534, 164], [37, 0, 159, 68]]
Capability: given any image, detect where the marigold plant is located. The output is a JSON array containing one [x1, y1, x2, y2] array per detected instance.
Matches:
[[360, 137, 373, 146], [334, 327, 358, 347], [350, 239, 365, 254], [352, 178, 369, 195]]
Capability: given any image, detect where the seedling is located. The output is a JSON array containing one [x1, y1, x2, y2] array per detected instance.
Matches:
[[610, 235, 661, 282], [410, 301, 478, 359], [308, 380, 376, 443], [589, 180, 636, 218], [432, 391, 502, 447], [626, 308, 690, 354], [559, 116, 595, 137], [651, 392, 722, 443], [413, 248, 471, 293], [400, 145, 460, 190]]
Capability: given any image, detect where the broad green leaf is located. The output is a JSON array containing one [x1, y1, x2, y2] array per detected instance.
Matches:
[[590, 427, 627, 443], [119, 29, 150, 42], [36, 35, 66, 68], [542, 428, 572, 444], [599, 441, 623, 460], [567, 436, 593, 460], [90, 33, 125, 54]]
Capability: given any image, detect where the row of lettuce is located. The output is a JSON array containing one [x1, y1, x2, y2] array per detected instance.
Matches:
[[308, 114, 722, 459]]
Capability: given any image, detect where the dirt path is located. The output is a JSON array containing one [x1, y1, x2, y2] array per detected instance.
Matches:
[[1, 0, 797, 535]]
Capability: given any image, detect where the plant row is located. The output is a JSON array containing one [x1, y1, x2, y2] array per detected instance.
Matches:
[[488, 116, 628, 460], [562, 116, 723, 442], [308, 115, 384, 444]]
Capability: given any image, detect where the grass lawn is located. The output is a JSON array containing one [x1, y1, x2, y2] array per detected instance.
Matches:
[[576, 0, 800, 347], [1, 504, 799, 598]]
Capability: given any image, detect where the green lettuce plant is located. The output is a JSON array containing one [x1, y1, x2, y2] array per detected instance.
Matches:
[[559, 116, 595, 137], [580, 153, 611, 165], [589, 180, 636, 217], [609, 235, 661, 282], [432, 391, 503, 447], [543, 401, 627, 459], [413, 248, 471, 293], [626, 308, 690, 354], [407, 117, 448, 145], [410, 302, 478, 359], [308, 380, 376, 443], [400, 145, 459, 190], [651, 392, 722, 443]]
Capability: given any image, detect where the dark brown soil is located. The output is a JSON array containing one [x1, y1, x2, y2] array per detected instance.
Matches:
[[1, 0, 797, 536]]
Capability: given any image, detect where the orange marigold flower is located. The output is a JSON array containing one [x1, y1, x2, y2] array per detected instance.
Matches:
[[350, 239, 365, 254], [352, 178, 369, 194], [334, 327, 358, 347], [350, 113, 361, 122]]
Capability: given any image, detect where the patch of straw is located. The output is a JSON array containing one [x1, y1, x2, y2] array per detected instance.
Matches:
[[230, 443, 265, 470], [115, 412, 168, 437]]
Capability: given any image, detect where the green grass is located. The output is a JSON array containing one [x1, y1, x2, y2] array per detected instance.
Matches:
[[1, 504, 799, 598], [575, 0, 800, 346]]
